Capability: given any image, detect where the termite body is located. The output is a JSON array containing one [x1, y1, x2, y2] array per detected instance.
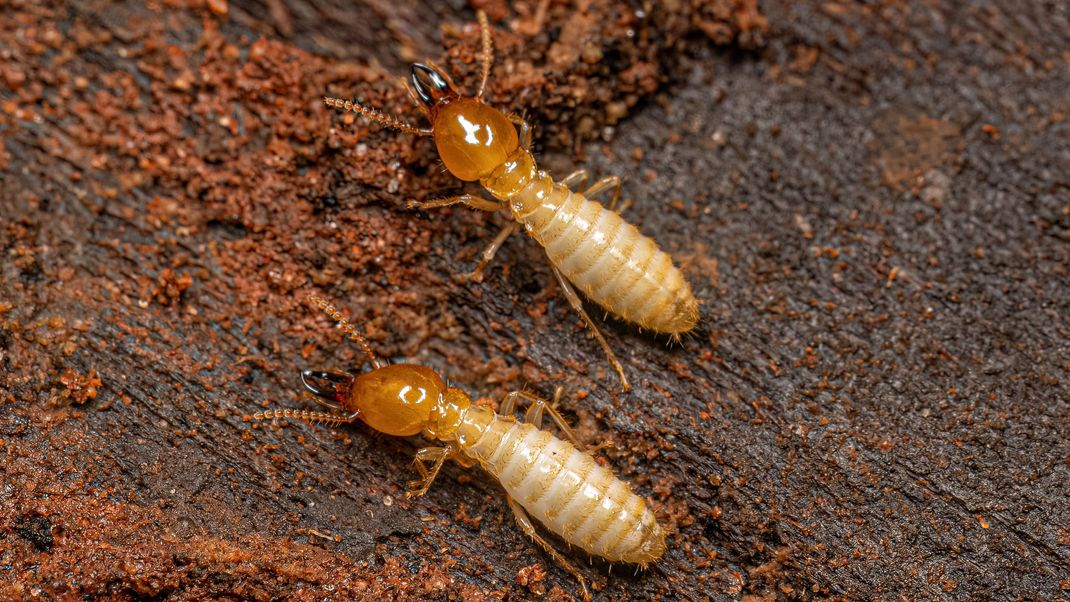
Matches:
[[257, 295, 667, 599], [323, 11, 699, 390]]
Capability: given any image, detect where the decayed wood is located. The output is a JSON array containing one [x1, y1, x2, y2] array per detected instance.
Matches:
[[2, 1, 1068, 600]]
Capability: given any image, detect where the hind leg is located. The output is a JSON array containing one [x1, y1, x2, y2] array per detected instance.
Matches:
[[501, 389, 585, 448], [503, 389, 613, 454], [507, 496, 591, 601], [549, 265, 631, 391], [506, 113, 533, 150]]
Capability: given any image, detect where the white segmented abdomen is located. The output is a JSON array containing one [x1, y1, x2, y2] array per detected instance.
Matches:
[[510, 174, 699, 334], [463, 416, 666, 564]]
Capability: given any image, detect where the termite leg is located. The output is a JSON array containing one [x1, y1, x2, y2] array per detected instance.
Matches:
[[549, 265, 631, 391], [506, 113, 533, 150], [507, 496, 591, 602], [409, 191, 516, 283], [584, 176, 625, 211], [503, 389, 612, 454], [497, 390, 522, 415], [406, 193, 503, 212], [407, 444, 458, 498], [453, 452, 477, 468], [560, 169, 591, 191], [456, 221, 520, 284], [501, 389, 581, 447]]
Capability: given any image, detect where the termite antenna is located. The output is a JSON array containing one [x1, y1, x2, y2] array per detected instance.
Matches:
[[253, 407, 360, 425], [323, 97, 433, 136], [476, 9, 494, 99], [305, 293, 384, 369]]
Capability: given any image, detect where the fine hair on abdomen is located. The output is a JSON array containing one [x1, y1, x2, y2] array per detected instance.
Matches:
[[463, 417, 666, 564], [510, 176, 698, 334]]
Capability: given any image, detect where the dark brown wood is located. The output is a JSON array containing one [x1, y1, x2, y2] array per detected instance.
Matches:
[[2, 1, 1068, 600]]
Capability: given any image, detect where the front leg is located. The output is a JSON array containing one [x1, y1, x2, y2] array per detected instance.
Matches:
[[407, 193, 515, 282], [506, 113, 533, 150], [407, 444, 458, 498], [406, 193, 503, 212]]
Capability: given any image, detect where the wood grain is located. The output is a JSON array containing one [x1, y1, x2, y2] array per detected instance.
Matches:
[[2, 1, 1068, 600]]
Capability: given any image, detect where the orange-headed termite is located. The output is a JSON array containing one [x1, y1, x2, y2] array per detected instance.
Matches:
[[323, 11, 700, 391], [255, 293, 668, 599]]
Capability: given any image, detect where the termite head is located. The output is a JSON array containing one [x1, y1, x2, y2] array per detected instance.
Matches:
[[410, 62, 519, 182], [303, 365, 445, 437]]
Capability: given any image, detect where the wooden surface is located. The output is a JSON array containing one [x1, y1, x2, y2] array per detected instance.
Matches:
[[2, 1, 1069, 600]]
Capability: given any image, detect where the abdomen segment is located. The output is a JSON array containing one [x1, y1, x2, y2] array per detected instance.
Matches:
[[513, 182, 698, 334], [465, 418, 666, 564]]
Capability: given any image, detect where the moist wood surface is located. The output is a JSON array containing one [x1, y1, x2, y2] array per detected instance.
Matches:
[[2, 1, 1068, 600]]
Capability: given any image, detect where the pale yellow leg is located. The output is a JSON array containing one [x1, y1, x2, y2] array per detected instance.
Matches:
[[407, 194, 503, 212], [407, 444, 478, 498], [500, 389, 582, 447], [453, 452, 477, 468], [457, 221, 521, 284], [407, 444, 457, 498], [584, 176, 624, 211], [550, 265, 631, 391], [525, 390, 612, 454], [560, 169, 590, 191], [502, 388, 612, 454], [506, 113, 533, 150], [507, 496, 591, 602], [521, 387, 565, 428], [497, 388, 530, 417], [406, 193, 516, 283]]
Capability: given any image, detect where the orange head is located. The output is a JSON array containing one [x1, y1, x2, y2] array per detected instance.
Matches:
[[410, 63, 519, 181], [302, 364, 445, 436]]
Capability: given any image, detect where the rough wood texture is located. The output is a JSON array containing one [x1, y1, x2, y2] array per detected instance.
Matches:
[[2, 1, 1068, 600]]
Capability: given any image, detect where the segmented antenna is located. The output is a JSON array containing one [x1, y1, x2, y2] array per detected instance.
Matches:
[[305, 293, 383, 369], [254, 408, 359, 425], [323, 97, 432, 136], [476, 9, 494, 99]]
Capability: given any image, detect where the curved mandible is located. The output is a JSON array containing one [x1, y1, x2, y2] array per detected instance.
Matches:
[[410, 63, 456, 106], [300, 369, 355, 410]]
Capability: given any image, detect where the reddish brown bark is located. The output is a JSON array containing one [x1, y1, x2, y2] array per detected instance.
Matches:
[[2, 1, 1068, 600]]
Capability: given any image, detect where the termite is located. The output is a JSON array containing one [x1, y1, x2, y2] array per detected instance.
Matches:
[[323, 11, 699, 391], [256, 293, 668, 599]]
